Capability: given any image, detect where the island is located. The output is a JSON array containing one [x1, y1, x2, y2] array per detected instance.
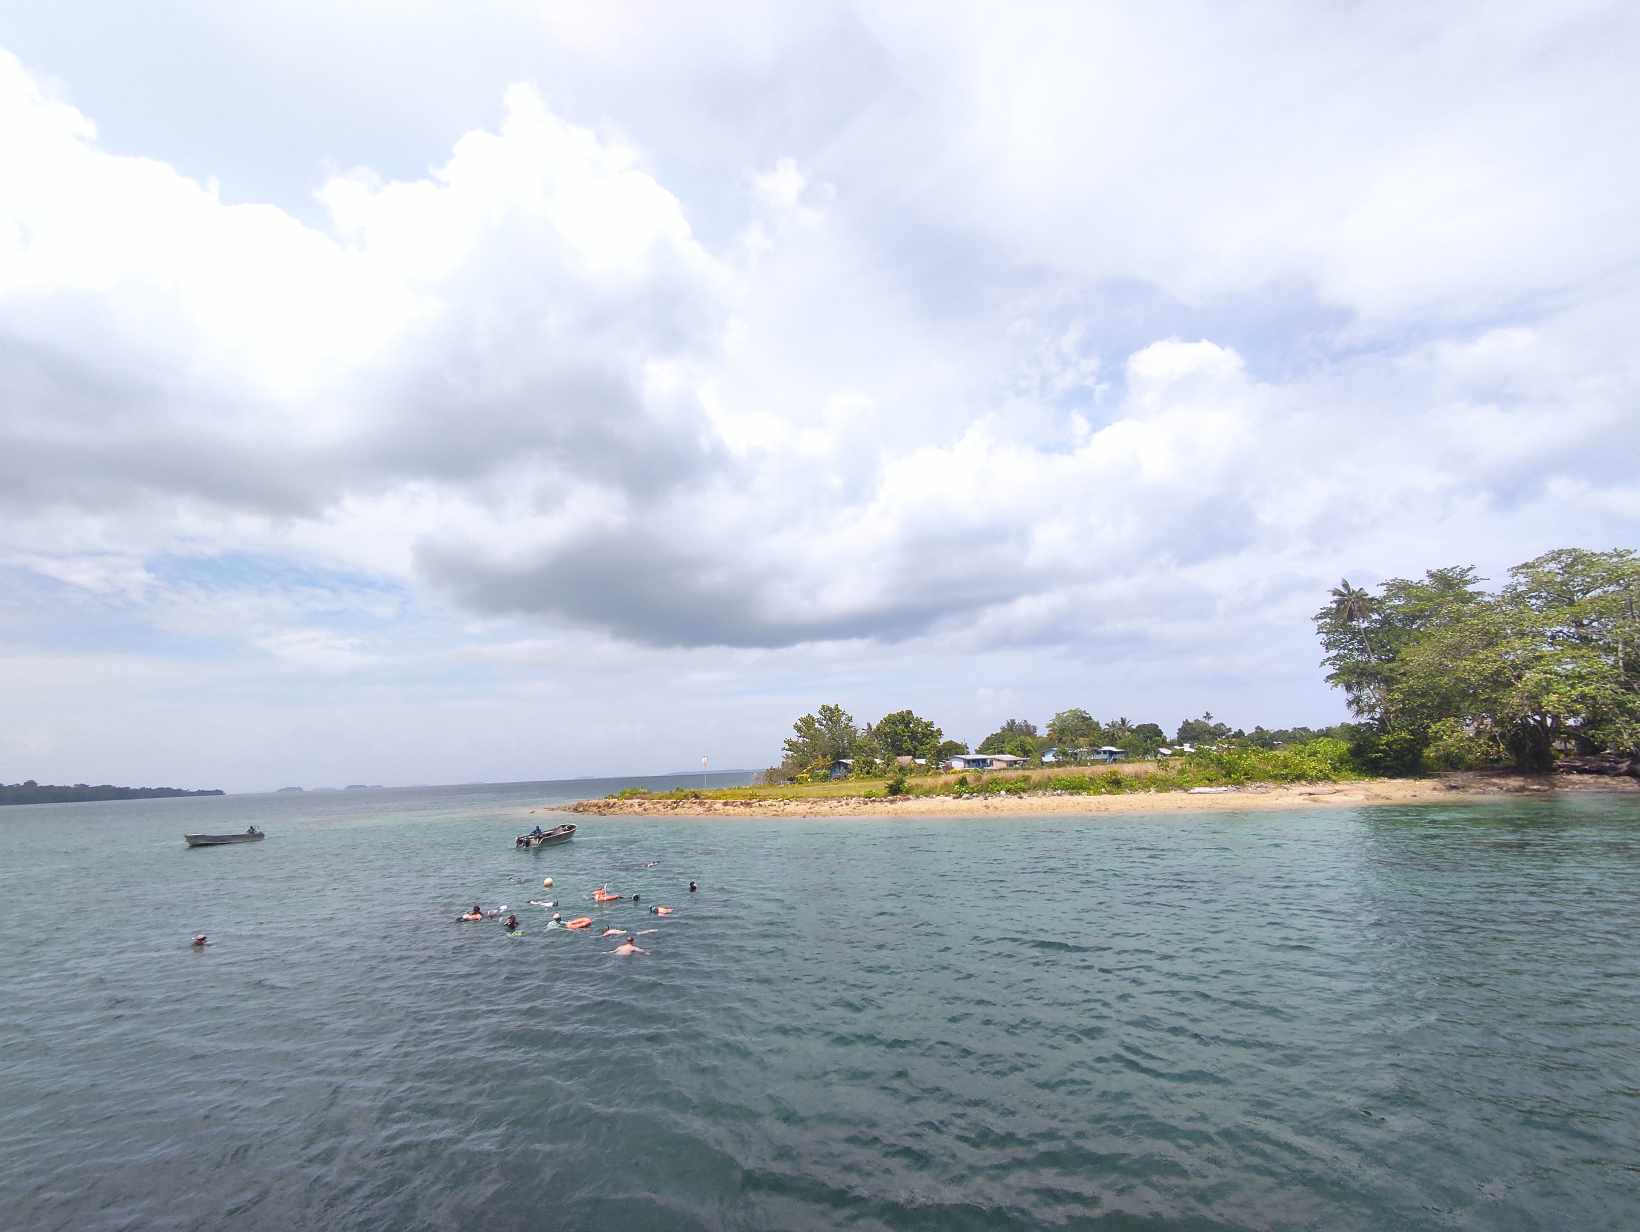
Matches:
[[574, 548, 1639, 818], [0, 781, 226, 806]]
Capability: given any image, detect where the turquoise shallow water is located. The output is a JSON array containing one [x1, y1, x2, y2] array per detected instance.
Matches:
[[2, 781, 1638, 1231]]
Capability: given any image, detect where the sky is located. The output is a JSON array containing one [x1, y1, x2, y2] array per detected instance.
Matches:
[[2, 2, 1637, 791]]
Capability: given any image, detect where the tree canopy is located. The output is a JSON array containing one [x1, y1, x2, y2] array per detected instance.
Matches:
[[780, 703, 862, 775], [1314, 548, 1640, 770], [977, 719, 1041, 757], [872, 709, 944, 759]]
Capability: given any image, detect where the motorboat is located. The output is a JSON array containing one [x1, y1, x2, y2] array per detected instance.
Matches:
[[515, 824, 575, 848], [185, 828, 265, 847]]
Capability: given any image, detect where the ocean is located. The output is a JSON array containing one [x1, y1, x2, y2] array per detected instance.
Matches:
[[2, 779, 1637, 1231]]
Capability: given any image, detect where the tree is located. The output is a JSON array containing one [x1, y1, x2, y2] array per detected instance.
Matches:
[[1046, 708, 1099, 752], [1175, 712, 1231, 746], [977, 719, 1041, 758], [1123, 722, 1167, 755], [1328, 579, 1374, 626], [781, 704, 860, 776], [935, 739, 970, 761], [873, 709, 944, 760], [1314, 549, 1640, 773]]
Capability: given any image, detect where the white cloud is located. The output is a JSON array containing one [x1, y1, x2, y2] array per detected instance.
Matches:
[[1, 8, 1637, 785]]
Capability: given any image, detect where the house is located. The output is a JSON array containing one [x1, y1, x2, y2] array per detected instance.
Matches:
[[1043, 747, 1097, 764], [828, 758, 854, 779], [945, 753, 1029, 771], [1094, 746, 1126, 763]]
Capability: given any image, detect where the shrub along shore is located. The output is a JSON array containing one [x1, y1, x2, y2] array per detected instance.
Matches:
[[569, 744, 1637, 818], [567, 772, 1634, 818]]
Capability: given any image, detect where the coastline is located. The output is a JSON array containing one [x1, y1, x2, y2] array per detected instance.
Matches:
[[564, 774, 1640, 818]]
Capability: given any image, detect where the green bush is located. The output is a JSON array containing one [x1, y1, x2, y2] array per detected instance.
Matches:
[[1424, 719, 1500, 770], [1348, 727, 1427, 775], [885, 770, 909, 796]]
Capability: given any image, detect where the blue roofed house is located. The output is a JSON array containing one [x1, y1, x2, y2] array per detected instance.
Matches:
[[944, 753, 1029, 771]]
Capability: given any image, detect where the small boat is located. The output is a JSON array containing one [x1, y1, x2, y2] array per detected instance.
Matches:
[[515, 824, 575, 848], [184, 828, 266, 847]]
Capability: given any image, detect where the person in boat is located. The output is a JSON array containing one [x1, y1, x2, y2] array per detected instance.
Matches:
[[610, 935, 645, 956], [531, 825, 544, 838]]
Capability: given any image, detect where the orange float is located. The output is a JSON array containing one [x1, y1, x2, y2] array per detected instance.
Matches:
[[565, 917, 593, 930]]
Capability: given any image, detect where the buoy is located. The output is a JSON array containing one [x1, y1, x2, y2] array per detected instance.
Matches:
[[542, 877, 554, 888]]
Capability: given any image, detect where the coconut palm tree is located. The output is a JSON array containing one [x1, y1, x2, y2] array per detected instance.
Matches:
[[1329, 579, 1374, 626]]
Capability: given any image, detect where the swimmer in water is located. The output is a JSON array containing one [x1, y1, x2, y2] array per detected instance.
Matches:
[[191, 933, 208, 947], [609, 935, 646, 956], [649, 905, 672, 916], [459, 904, 485, 921], [688, 881, 698, 893], [546, 913, 563, 929], [504, 914, 520, 931], [631, 893, 640, 903], [600, 928, 624, 938]]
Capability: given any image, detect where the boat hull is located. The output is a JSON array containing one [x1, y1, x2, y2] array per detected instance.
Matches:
[[184, 833, 266, 847], [516, 825, 575, 848]]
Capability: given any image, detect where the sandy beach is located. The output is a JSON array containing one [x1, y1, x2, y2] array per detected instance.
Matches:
[[565, 774, 1639, 818]]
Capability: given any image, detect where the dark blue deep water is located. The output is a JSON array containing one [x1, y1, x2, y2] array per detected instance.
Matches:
[[3, 781, 1638, 1231]]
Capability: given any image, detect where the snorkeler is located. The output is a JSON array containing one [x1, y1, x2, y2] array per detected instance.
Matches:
[[609, 935, 646, 956], [688, 881, 698, 893], [649, 905, 672, 916], [504, 914, 520, 931], [546, 913, 563, 929], [191, 933, 208, 947]]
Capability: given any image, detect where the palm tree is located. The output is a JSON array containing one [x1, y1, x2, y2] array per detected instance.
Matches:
[[1329, 579, 1374, 626]]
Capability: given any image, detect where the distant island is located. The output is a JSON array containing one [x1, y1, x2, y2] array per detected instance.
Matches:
[[0, 780, 226, 806], [275, 786, 305, 793]]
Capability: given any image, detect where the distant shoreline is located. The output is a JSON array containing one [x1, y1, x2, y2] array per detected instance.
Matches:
[[565, 774, 1640, 818]]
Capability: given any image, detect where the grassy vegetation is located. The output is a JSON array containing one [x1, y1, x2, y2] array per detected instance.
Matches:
[[607, 740, 1361, 802]]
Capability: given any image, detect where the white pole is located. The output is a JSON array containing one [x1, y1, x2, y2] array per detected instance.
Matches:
[[701, 755, 708, 789]]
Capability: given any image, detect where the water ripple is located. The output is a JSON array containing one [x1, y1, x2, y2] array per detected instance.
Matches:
[[2, 788, 1638, 1230]]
